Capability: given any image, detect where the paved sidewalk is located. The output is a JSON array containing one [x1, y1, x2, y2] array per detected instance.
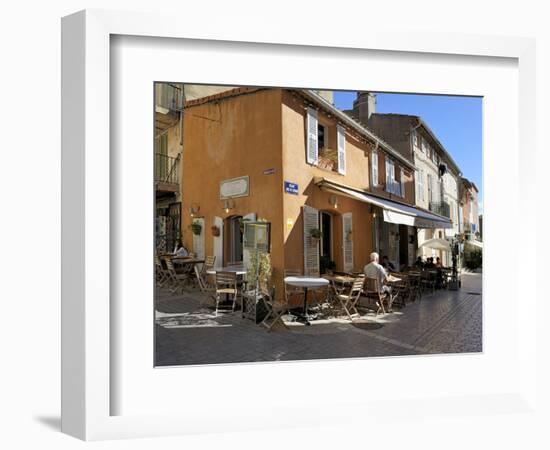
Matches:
[[155, 272, 482, 366]]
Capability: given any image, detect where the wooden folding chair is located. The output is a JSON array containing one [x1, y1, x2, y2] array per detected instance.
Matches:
[[361, 276, 392, 315], [260, 285, 288, 332], [155, 255, 170, 287], [214, 271, 238, 316], [332, 276, 364, 320], [197, 255, 216, 291], [164, 257, 193, 293]]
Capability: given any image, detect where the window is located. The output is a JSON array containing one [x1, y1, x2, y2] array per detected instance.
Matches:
[[306, 107, 319, 165], [318, 123, 327, 151], [427, 173, 433, 203], [416, 169, 425, 202], [371, 151, 378, 187], [421, 138, 427, 153], [385, 158, 398, 194], [400, 168, 405, 198], [385, 159, 391, 193], [412, 130, 419, 147], [336, 125, 346, 175]]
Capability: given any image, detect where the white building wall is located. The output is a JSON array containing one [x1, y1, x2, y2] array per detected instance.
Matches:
[[443, 170, 460, 238]]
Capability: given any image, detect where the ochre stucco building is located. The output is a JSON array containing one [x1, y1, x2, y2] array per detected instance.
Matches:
[[178, 87, 451, 291]]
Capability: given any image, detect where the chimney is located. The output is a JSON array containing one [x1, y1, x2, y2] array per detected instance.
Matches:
[[352, 92, 376, 125]]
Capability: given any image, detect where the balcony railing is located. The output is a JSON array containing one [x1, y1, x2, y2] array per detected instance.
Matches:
[[155, 83, 184, 112], [429, 201, 450, 218], [155, 153, 180, 187]]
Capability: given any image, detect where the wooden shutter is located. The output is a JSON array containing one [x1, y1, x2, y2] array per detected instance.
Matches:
[[192, 218, 205, 260], [337, 125, 346, 175], [306, 108, 319, 165], [372, 152, 378, 186], [385, 159, 390, 192], [342, 212, 353, 273], [303, 205, 320, 276], [390, 161, 395, 194], [212, 216, 223, 268]]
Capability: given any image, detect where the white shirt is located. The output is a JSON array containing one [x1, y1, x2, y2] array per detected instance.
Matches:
[[363, 261, 388, 292], [174, 247, 189, 257]]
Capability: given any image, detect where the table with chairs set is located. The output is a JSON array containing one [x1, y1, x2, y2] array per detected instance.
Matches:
[[156, 252, 458, 331]]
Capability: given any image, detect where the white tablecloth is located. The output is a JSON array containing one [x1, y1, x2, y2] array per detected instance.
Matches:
[[284, 276, 329, 288]]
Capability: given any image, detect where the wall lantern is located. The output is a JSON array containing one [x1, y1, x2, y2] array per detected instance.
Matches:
[[189, 203, 200, 217], [223, 199, 235, 214], [329, 194, 339, 209]]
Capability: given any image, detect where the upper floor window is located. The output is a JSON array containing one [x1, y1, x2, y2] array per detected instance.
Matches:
[[417, 169, 425, 202], [306, 108, 347, 175], [371, 151, 379, 187], [412, 130, 419, 147], [318, 123, 327, 152], [421, 138, 427, 153], [385, 158, 401, 195], [400, 168, 406, 198]]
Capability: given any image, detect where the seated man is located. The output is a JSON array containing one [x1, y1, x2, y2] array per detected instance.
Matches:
[[381, 255, 396, 272], [363, 252, 393, 312], [414, 256, 424, 269]]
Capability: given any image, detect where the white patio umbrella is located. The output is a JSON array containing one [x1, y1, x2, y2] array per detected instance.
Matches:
[[418, 238, 451, 252]]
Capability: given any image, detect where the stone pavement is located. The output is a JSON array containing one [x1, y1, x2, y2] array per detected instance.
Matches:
[[155, 272, 482, 366]]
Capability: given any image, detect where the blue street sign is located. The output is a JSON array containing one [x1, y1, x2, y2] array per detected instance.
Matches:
[[284, 181, 299, 195]]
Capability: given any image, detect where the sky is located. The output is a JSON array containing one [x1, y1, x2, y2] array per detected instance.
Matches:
[[333, 91, 483, 212]]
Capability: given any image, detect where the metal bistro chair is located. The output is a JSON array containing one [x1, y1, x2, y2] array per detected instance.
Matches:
[[420, 269, 437, 295], [214, 271, 239, 316], [361, 277, 392, 315], [332, 276, 364, 321], [389, 272, 410, 308], [406, 271, 422, 302]]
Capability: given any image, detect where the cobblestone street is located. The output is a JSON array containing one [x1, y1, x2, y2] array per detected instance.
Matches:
[[155, 272, 482, 366]]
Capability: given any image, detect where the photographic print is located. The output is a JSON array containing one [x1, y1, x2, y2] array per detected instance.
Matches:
[[154, 84, 482, 366]]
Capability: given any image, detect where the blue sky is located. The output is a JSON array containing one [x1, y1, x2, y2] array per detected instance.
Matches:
[[333, 91, 483, 212]]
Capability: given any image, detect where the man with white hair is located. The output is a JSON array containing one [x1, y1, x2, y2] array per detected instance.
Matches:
[[364, 252, 393, 311]]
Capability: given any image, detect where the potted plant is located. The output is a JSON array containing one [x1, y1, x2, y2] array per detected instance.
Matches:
[[310, 228, 322, 241], [243, 251, 273, 323], [211, 225, 220, 237], [320, 255, 336, 275], [190, 221, 202, 236]]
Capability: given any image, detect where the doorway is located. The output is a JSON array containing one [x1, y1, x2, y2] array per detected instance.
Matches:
[[227, 215, 243, 263], [320, 211, 333, 273]]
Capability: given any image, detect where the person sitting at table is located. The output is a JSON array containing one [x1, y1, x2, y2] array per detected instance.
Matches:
[[381, 255, 396, 273], [363, 252, 393, 312], [425, 257, 435, 269], [414, 256, 425, 269], [173, 240, 189, 258], [435, 257, 442, 268]]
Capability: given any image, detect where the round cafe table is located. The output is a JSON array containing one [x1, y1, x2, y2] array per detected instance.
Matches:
[[284, 276, 329, 325]]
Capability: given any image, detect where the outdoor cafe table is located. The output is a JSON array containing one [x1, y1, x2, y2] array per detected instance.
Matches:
[[284, 276, 329, 326], [172, 257, 205, 288], [206, 266, 247, 276]]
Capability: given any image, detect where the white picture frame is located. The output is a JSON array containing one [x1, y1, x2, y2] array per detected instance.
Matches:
[[61, 9, 539, 441]]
